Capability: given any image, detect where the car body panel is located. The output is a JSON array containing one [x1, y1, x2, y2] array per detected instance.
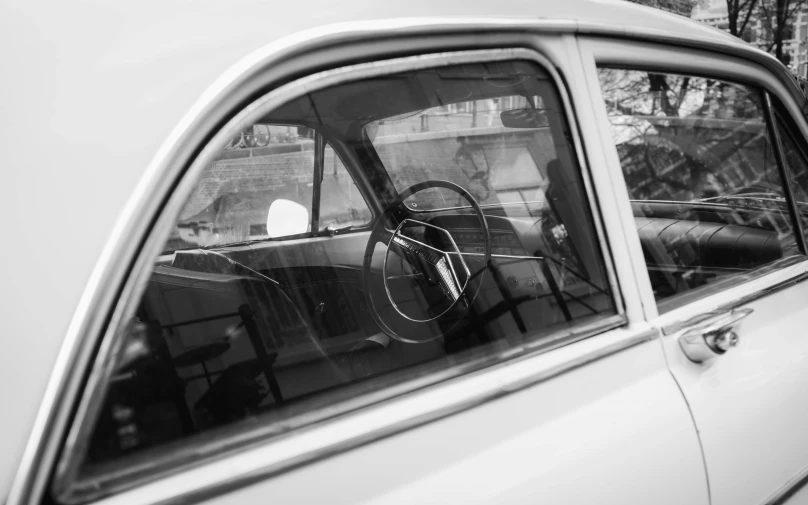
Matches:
[[89, 332, 707, 505], [583, 36, 808, 505], [660, 268, 808, 505]]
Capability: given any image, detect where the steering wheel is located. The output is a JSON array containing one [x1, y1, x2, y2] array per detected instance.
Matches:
[[362, 180, 491, 344]]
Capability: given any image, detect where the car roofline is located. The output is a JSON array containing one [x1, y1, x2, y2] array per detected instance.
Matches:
[[237, 17, 805, 112]]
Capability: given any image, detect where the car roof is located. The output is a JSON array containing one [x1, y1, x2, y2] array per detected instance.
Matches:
[[102, 0, 746, 71]]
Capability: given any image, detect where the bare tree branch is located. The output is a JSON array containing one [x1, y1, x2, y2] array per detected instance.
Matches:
[[737, 0, 759, 34], [756, 0, 808, 63], [727, 0, 760, 36]]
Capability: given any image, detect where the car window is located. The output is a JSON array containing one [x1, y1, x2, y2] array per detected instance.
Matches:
[[168, 126, 370, 250], [319, 144, 372, 232], [774, 105, 808, 236], [371, 95, 550, 209], [60, 58, 618, 500], [597, 68, 802, 311]]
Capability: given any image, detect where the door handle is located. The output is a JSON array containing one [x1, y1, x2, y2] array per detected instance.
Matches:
[[678, 308, 754, 363]]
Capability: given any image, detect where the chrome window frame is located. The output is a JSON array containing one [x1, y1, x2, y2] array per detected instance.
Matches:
[[49, 45, 625, 504], [582, 36, 808, 319]]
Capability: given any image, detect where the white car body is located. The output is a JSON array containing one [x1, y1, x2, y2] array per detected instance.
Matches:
[[2, 1, 807, 505]]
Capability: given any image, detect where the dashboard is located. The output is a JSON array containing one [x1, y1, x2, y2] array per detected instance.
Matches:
[[446, 229, 528, 256], [413, 214, 554, 303]]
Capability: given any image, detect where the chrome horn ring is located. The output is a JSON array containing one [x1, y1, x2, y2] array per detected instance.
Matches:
[[362, 180, 491, 344], [382, 219, 472, 323]]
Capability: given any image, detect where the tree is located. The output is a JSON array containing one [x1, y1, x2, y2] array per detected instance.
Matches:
[[725, 0, 759, 38], [758, 0, 808, 64], [626, 0, 697, 16]]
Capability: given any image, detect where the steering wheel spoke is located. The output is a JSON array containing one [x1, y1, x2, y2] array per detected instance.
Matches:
[[375, 228, 394, 245], [362, 180, 491, 344]]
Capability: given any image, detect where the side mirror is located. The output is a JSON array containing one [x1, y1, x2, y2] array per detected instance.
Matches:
[[500, 108, 548, 128], [266, 199, 309, 238]]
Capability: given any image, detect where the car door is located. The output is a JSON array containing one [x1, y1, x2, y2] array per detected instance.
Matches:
[[8, 28, 708, 505], [583, 37, 808, 505]]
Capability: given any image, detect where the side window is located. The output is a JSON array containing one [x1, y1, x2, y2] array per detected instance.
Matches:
[[60, 58, 617, 500], [375, 95, 550, 208], [597, 68, 801, 310], [774, 105, 808, 235]]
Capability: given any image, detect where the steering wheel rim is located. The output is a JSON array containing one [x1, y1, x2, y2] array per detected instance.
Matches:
[[362, 180, 491, 344]]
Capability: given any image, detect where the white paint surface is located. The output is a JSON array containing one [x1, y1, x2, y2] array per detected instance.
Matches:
[[95, 338, 708, 505], [659, 263, 808, 505]]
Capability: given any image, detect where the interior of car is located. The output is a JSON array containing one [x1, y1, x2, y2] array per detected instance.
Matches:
[[82, 59, 618, 474], [599, 68, 803, 306]]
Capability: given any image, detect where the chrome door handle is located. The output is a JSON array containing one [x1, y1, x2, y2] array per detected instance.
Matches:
[[678, 308, 754, 363]]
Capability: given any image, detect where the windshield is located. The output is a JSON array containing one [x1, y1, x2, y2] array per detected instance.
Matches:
[[366, 95, 554, 212], [166, 128, 371, 252]]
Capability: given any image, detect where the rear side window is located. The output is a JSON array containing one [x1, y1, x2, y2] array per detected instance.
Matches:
[[597, 68, 801, 310], [57, 57, 618, 502], [774, 103, 808, 241]]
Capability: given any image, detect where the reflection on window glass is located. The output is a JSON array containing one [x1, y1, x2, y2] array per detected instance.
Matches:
[[598, 68, 800, 309], [71, 60, 616, 498], [369, 95, 552, 210], [169, 124, 316, 249], [775, 111, 808, 239], [165, 130, 372, 250], [319, 145, 371, 231]]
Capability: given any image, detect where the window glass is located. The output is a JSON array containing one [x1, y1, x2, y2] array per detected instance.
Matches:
[[319, 145, 372, 231], [69, 59, 616, 495], [598, 68, 801, 310], [370, 95, 551, 209], [775, 108, 808, 236], [170, 124, 315, 249], [167, 129, 371, 250]]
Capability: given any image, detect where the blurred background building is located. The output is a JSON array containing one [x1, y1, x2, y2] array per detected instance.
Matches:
[[626, 0, 697, 15]]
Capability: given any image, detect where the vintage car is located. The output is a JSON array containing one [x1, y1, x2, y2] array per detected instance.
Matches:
[[4, 1, 808, 505]]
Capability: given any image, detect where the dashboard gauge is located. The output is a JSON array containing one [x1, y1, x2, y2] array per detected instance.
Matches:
[[451, 229, 526, 256]]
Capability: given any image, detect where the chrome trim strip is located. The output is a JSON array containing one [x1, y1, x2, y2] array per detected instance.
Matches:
[[383, 220, 468, 320], [721, 270, 808, 312], [408, 200, 545, 213], [450, 252, 543, 261], [661, 260, 808, 335], [762, 463, 808, 505], [51, 46, 624, 504], [91, 319, 654, 505]]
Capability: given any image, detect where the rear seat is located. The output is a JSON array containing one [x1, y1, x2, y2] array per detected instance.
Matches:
[[635, 216, 782, 272]]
